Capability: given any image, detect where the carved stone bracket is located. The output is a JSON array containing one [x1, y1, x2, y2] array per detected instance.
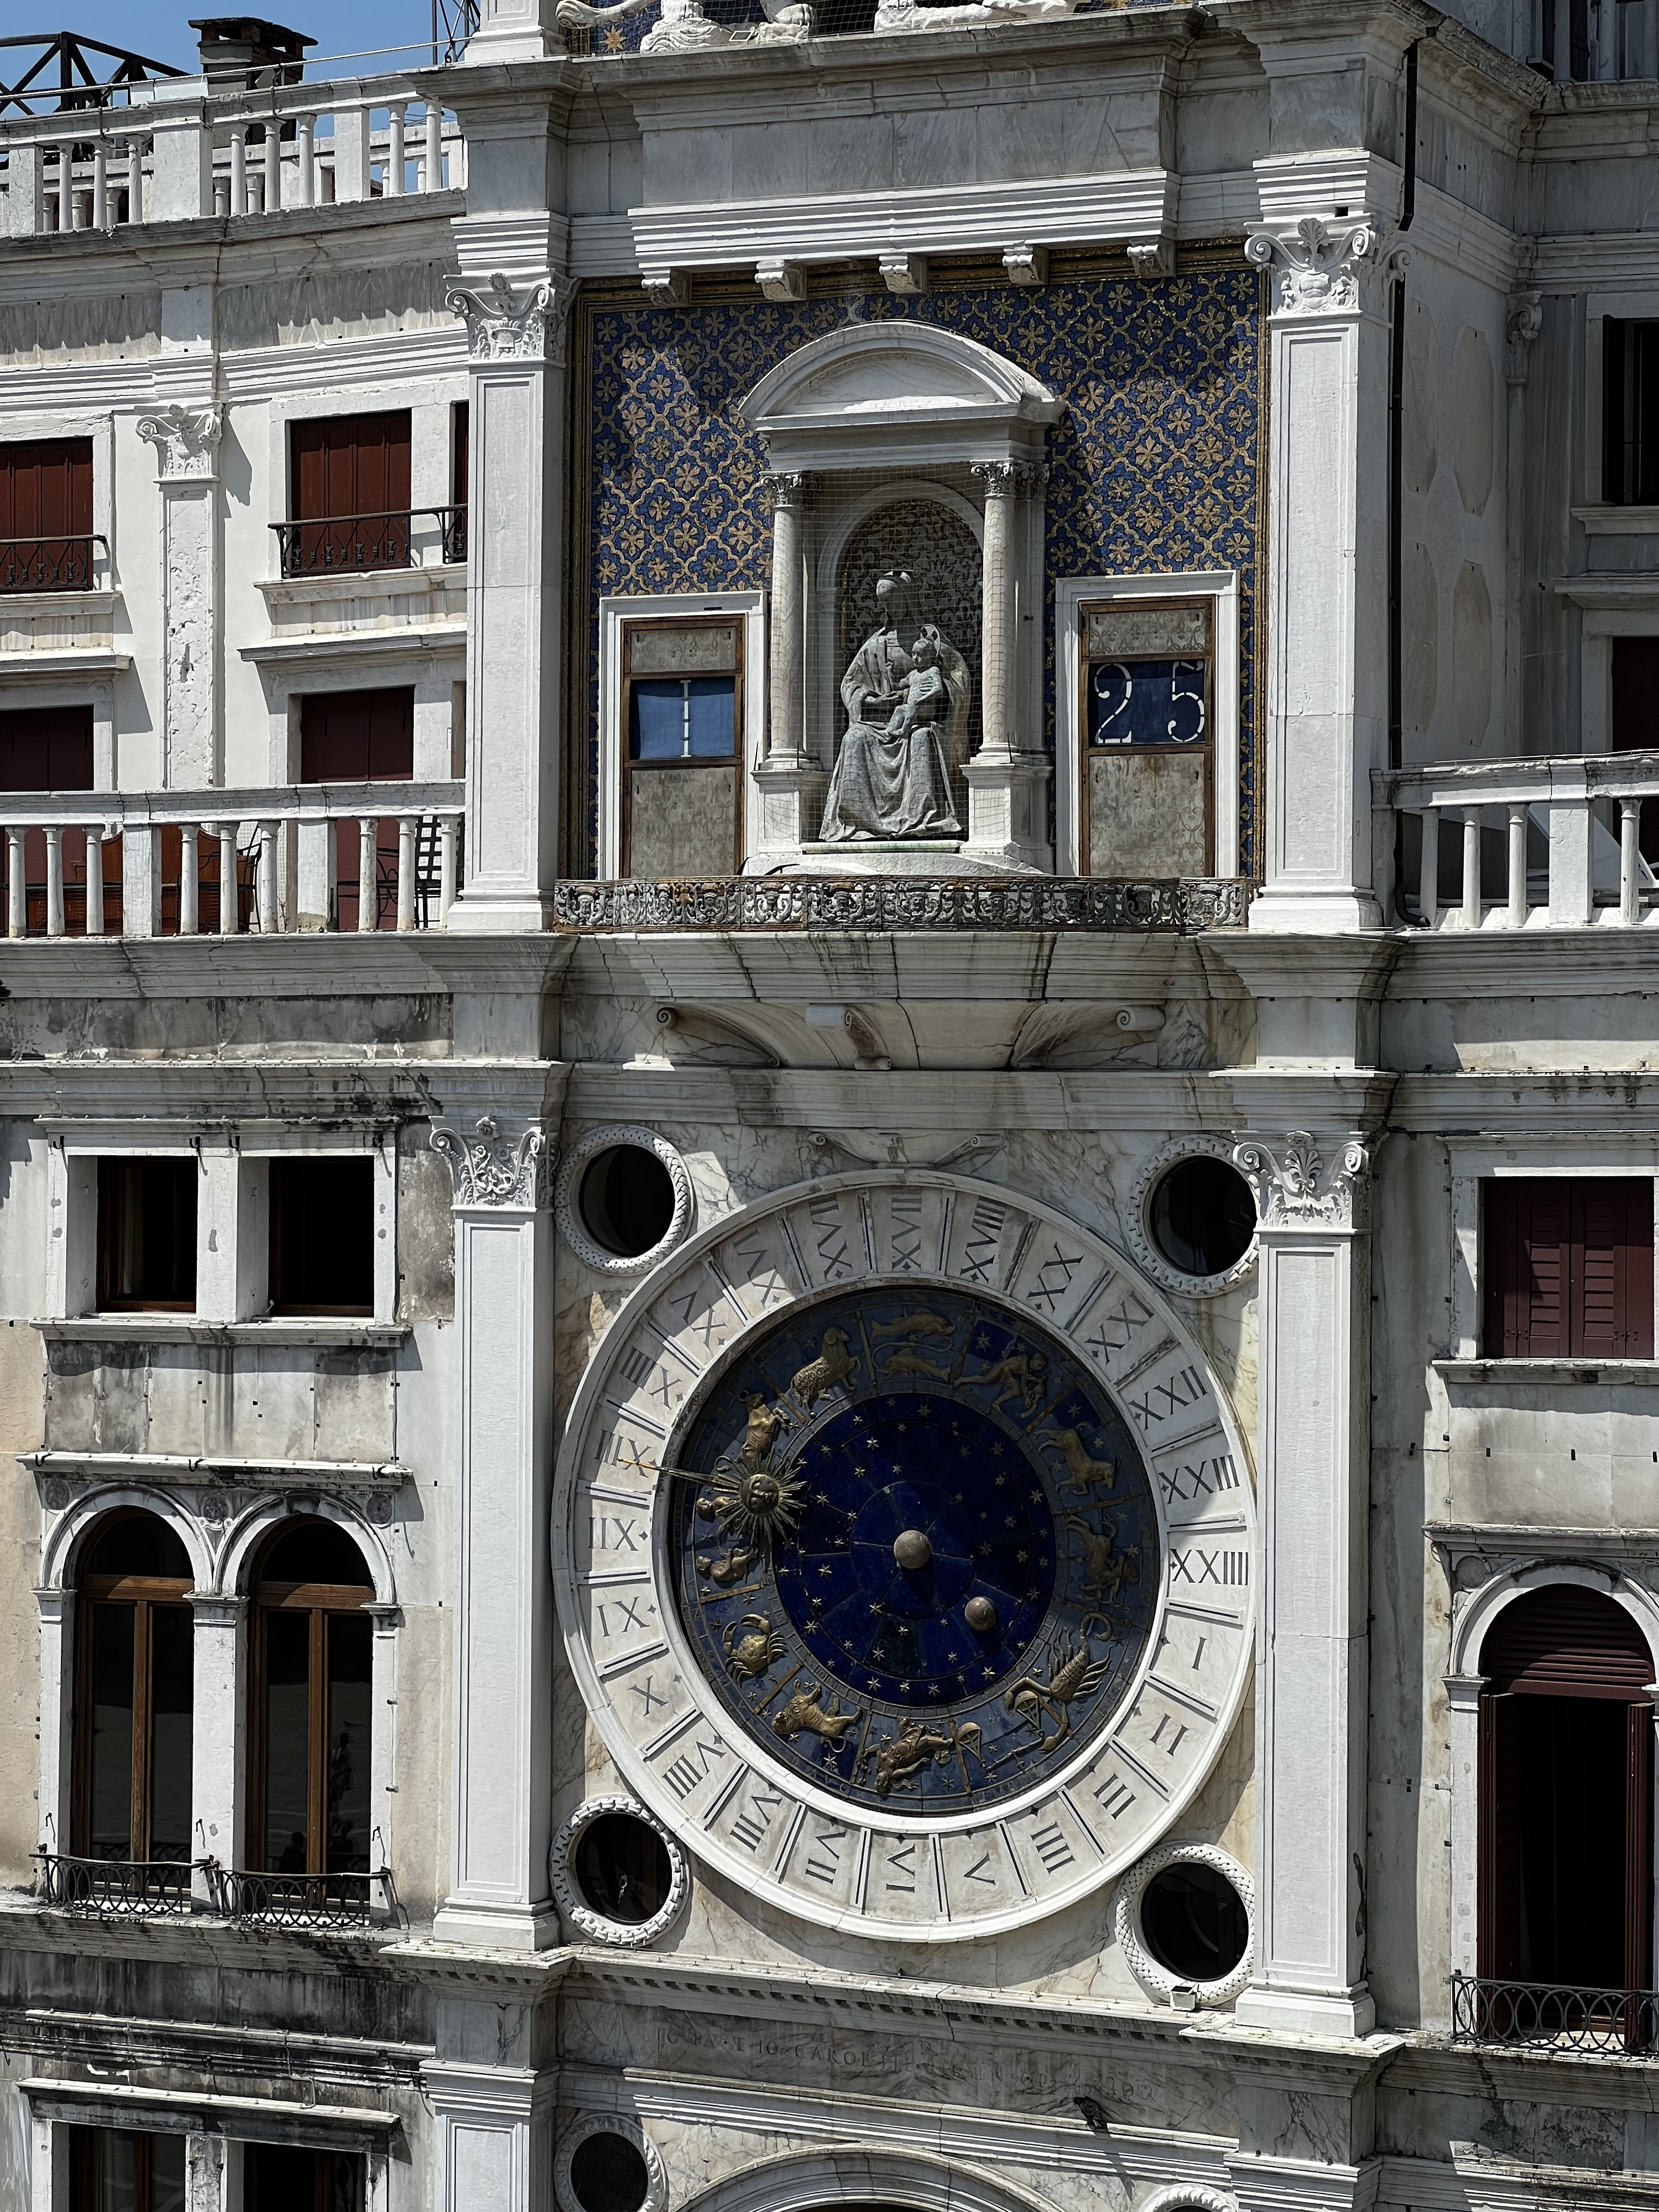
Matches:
[[1505, 290, 1543, 389], [1232, 1129, 1371, 1230], [1002, 243, 1048, 288], [1126, 238, 1174, 279], [430, 1115, 554, 1208], [641, 268, 687, 306], [135, 401, 224, 483], [879, 253, 927, 296], [445, 272, 576, 365], [757, 258, 806, 302], [1244, 217, 1401, 317]]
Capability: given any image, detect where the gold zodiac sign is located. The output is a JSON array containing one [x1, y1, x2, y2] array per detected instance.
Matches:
[[724, 1613, 786, 1682], [690, 1389, 806, 1547], [858, 1717, 983, 1797], [737, 1391, 790, 1469], [880, 1344, 951, 1380], [697, 1544, 759, 1585], [790, 1326, 860, 1411], [872, 1311, 953, 1339], [970, 1348, 1049, 1416], [1065, 1513, 1139, 1604], [1039, 1426, 1118, 1496], [772, 1682, 862, 1746], [1003, 1635, 1110, 1744]]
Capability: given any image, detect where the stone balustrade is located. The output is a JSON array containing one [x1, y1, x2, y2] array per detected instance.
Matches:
[[1376, 749, 1659, 929], [0, 779, 463, 939], [0, 76, 464, 237]]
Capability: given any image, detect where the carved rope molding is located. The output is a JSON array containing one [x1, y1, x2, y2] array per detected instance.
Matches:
[[445, 271, 577, 365], [1243, 217, 1403, 318], [134, 401, 224, 482], [1232, 1129, 1371, 1230], [430, 1115, 554, 1208]]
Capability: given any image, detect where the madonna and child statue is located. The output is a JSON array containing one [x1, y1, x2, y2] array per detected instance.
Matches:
[[819, 570, 972, 842]]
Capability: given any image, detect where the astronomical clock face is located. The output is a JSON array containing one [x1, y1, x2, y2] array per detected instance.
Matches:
[[557, 1173, 1256, 1942]]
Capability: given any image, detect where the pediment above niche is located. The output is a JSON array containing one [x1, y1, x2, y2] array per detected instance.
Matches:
[[742, 322, 1062, 471]]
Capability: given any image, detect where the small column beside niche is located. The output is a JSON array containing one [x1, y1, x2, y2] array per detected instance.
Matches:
[[750, 469, 828, 869], [964, 460, 1049, 872]]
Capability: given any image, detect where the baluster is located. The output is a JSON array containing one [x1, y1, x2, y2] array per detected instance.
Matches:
[[44, 146, 61, 232], [439, 814, 458, 923], [1507, 803, 1527, 929], [217, 825, 239, 933], [1620, 797, 1642, 927], [397, 816, 416, 931], [264, 122, 281, 215], [180, 825, 199, 936], [127, 137, 143, 224], [92, 141, 108, 229], [1461, 808, 1480, 931], [1417, 805, 1440, 928], [424, 103, 443, 192], [295, 114, 314, 207], [44, 826, 64, 938], [229, 125, 247, 214], [387, 104, 405, 196], [86, 828, 105, 938], [7, 829, 24, 937], [357, 818, 377, 932], [257, 823, 278, 932]]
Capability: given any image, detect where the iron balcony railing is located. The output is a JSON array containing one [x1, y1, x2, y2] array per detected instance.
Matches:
[[202, 1863, 398, 1928], [1451, 1970, 1659, 2053], [271, 505, 466, 579], [34, 1850, 196, 1915], [0, 534, 108, 592]]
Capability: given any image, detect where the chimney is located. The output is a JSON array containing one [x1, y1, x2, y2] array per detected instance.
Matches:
[[187, 17, 317, 86]]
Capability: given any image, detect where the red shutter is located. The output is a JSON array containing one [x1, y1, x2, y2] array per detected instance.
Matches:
[[298, 691, 414, 933], [290, 413, 411, 521], [1483, 1179, 1654, 1358]]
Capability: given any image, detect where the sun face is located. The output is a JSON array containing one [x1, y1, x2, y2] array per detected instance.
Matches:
[[695, 1460, 807, 1546]]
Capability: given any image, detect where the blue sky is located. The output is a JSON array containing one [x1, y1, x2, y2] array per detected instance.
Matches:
[[12, 1, 450, 78]]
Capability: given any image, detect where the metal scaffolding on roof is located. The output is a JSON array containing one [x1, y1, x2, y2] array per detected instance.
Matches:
[[0, 31, 186, 116]]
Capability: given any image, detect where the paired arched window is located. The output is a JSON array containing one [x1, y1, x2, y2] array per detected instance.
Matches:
[[1479, 1584, 1655, 1991], [249, 1519, 376, 1889], [73, 1512, 194, 1865]]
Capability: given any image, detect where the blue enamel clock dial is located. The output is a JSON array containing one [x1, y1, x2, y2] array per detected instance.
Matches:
[[671, 1286, 1160, 1817]]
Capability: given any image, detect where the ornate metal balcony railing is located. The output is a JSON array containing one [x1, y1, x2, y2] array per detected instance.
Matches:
[[271, 506, 466, 578], [34, 1850, 196, 1915], [1451, 1971, 1659, 2052], [0, 534, 107, 592], [204, 1863, 397, 1928]]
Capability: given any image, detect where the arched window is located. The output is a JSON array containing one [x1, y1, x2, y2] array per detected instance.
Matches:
[[73, 1512, 193, 1867], [1480, 1584, 1656, 1991], [249, 1519, 375, 1900]]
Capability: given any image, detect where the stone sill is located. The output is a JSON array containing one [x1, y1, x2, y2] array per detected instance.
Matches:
[[1436, 1358, 1659, 1384], [239, 623, 465, 666], [1573, 504, 1659, 536], [35, 1317, 408, 1349], [24, 1448, 409, 1485], [258, 564, 464, 611], [0, 589, 119, 617], [0, 648, 131, 675]]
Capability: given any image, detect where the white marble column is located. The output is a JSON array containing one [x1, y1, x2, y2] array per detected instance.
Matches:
[[429, 1112, 559, 1949], [444, 274, 573, 931], [185, 2133, 227, 2212], [424, 2062, 555, 2212], [749, 470, 825, 869], [35, 1586, 73, 1859], [1244, 219, 1394, 932], [190, 1594, 246, 1903], [135, 404, 223, 790], [964, 461, 1049, 872], [1232, 1126, 1376, 2038]]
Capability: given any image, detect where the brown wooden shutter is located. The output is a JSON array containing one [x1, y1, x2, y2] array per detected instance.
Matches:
[[1484, 1585, 1656, 1699], [290, 413, 412, 520], [1482, 1178, 1653, 1358]]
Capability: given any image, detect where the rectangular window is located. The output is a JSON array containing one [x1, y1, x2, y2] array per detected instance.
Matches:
[[1604, 320, 1659, 504], [245, 2144, 365, 2212], [0, 436, 95, 591], [1078, 597, 1212, 878], [451, 398, 469, 561], [269, 1158, 374, 1316], [0, 702, 111, 934], [1481, 1177, 1654, 1357], [96, 1159, 197, 1313], [621, 619, 742, 878], [299, 688, 415, 932], [69, 2126, 186, 2212], [286, 410, 413, 574]]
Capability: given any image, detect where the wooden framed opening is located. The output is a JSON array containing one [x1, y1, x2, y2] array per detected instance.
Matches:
[[72, 1511, 194, 1864], [1077, 594, 1213, 879], [620, 615, 743, 879]]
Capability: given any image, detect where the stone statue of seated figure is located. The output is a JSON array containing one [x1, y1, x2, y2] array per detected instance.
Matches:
[[820, 572, 970, 843]]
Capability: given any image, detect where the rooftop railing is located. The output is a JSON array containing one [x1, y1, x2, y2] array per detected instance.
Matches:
[[1375, 749, 1659, 929], [1451, 1970, 1659, 2053], [0, 74, 463, 236], [0, 779, 463, 938]]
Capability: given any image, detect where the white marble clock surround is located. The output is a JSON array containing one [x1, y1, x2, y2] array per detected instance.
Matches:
[[555, 1168, 1257, 1943]]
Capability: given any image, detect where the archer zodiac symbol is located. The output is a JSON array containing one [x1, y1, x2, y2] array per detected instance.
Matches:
[[1002, 1635, 1111, 1744], [858, 1717, 984, 1796], [723, 1613, 786, 1682]]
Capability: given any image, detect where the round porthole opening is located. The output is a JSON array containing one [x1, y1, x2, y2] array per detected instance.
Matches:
[[1139, 1859, 1250, 1983], [1149, 1156, 1256, 1280], [569, 2135, 650, 2212], [573, 1812, 674, 1926], [580, 1145, 677, 1259]]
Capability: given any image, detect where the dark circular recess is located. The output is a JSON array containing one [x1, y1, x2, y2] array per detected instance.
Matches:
[[569, 2135, 650, 2212], [579, 1145, 677, 1259], [1139, 1860, 1250, 1983], [1149, 1156, 1257, 1279], [572, 1812, 674, 1926]]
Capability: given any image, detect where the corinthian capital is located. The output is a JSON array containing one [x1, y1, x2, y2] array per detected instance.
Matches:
[[445, 272, 576, 365], [135, 401, 224, 482], [1244, 217, 1401, 318], [430, 1115, 554, 1209], [1232, 1129, 1371, 1230]]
